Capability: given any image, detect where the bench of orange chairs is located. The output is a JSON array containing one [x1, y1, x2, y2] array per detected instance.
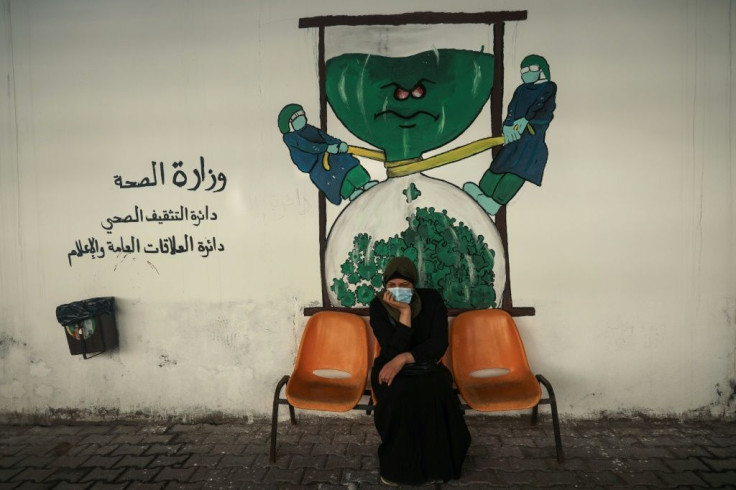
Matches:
[[270, 310, 563, 463]]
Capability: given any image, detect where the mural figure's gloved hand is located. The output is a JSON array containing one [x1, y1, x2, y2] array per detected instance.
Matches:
[[326, 144, 339, 154], [338, 142, 348, 153], [503, 125, 520, 145], [513, 117, 529, 135]]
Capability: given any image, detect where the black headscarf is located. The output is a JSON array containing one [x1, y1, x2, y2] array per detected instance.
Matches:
[[378, 256, 422, 323]]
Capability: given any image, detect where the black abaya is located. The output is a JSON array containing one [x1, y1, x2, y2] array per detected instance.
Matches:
[[370, 288, 471, 485]]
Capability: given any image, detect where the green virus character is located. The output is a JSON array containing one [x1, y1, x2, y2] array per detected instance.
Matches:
[[326, 49, 494, 162], [402, 183, 422, 203]]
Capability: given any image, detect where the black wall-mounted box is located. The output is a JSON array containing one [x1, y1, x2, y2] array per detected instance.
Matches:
[[56, 297, 118, 359]]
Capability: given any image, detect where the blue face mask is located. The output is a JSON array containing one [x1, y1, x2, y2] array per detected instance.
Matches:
[[388, 287, 413, 303]]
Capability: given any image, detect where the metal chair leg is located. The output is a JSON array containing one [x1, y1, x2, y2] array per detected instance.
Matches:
[[270, 375, 290, 463], [531, 404, 539, 426], [289, 401, 296, 425], [365, 389, 374, 415], [536, 374, 564, 464]]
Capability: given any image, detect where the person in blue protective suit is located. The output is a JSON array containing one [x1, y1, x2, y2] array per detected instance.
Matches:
[[464, 54, 557, 215], [278, 103, 377, 205]]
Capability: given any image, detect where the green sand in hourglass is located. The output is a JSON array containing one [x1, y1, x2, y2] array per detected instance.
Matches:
[[330, 185, 497, 309], [324, 48, 504, 309]]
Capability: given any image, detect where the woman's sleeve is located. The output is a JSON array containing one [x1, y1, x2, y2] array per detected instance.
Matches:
[[409, 292, 449, 363], [369, 299, 413, 360]]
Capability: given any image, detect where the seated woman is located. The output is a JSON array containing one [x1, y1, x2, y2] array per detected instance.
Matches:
[[370, 256, 471, 486]]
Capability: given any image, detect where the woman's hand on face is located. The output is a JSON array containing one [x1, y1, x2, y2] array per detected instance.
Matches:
[[383, 291, 411, 312], [382, 290, 413, 327], [378, 352, 414, 386]]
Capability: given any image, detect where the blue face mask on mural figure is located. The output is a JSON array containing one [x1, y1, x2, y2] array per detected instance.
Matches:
[[387, 287, 414, 304]]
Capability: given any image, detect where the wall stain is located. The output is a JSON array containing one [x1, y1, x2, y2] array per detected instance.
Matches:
[[1, 407, 258, 425], [0, 334, 27, 359], [29, 358, 52, 377], [727, 379, 736, 408], [113, 253, 132, 272], [158, 354, 177, 368], [146, 260, 159, 274]]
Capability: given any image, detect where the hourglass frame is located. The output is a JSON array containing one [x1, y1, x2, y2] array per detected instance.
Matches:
[[299, 11, 535, 318]]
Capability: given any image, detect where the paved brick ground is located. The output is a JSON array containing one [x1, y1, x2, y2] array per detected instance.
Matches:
[[1, 415, 734, 488]]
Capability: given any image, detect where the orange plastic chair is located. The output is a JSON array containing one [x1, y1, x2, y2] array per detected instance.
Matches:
[[451, 309, 564, 463], [270, 311, 371, 462]]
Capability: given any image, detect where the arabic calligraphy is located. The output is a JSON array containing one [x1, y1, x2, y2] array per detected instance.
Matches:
[[113, 157, 226, 192], [67, 235, 226, 266], [65, 154, 229, 266], [101, 205, 218, 232]]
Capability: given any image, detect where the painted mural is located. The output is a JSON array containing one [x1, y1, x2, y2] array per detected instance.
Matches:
[[279, 13, 555, 311], [464, 54, 556, 214]]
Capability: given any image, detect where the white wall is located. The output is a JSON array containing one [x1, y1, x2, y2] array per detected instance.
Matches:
[[1, 0, 734, 421]]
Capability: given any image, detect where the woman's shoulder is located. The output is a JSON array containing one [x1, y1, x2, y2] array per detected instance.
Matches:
[[369, 292, 386, 305], [369, 295, 385, 314], [417, 288, 446, 304]]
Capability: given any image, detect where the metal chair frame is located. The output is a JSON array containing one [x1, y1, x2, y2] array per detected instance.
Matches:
[[270, 378, 374, 462], [454, 373, 564, 463], [271, 312, 563, 464], [271, 374, 562, 464]]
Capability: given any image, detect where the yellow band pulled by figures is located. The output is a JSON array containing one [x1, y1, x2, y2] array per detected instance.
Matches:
[[347, 145, 385, 161], [385, 136, 505, 177], [346, 124, 534, 178]]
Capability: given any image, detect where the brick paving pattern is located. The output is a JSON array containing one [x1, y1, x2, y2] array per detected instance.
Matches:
[[0, 416, 734, 488]]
